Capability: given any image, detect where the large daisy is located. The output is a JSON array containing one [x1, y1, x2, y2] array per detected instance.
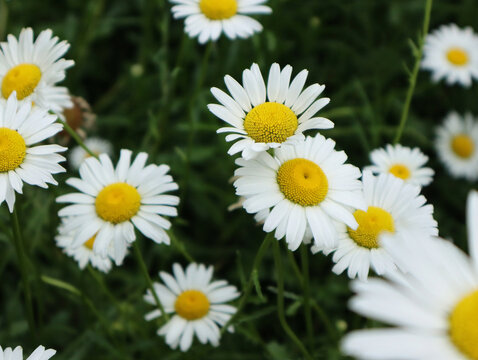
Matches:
[[56, 149, 179, 265], [422, 23, 478, 87], [144, 263, 240, 352], [436, 112, 478, 181], [209, 63, 333, 159], [342, 190, 478, 360], [316, 171, 438, 280], [0, 346, 56, 360], [0, 93, 66, 212], [233, 134, 365, 251], [170, 0, 272, 44], [0, 28, 74, 112]]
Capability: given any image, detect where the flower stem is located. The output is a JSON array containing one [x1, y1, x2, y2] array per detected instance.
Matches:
[[0, 0, 8, 41], [273, 241, 313, 360], [300, 245, 314, 350], [393, 0, 433, 144], [56, 118, 98, 159], [87, 265, 121, 310]]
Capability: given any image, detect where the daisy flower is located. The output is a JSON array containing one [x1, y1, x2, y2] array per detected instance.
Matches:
[[0, 93, 66, 212], [170, 0, 272, 44], [316, 171, 438, 280], [56, 149, 179, 265], [436, 112, 478, 181], [0, 345, 56, 360], [233, 134, 365, 251], [342, 190, 478, 360], [68, 137, 113, 170], [365, 144, 434, 187], [209, 63, 333, 160], [144, 263, 240, 352], [0, 28, 74, 112]]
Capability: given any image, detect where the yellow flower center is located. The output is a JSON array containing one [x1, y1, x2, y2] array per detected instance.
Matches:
[[277, 158, 328, 207], [449, 290, 478, 360], [451, 134, 474, 159], [95, 183, 141, 224], [174, 290, 210, 320], [389, 164, 411, 180], [199, 0, 238, 20], [347, 206, 395, 249], [447, 48, 469, 66], [244, 102, 298, 144], [1, 64, 42, 100], [83, 235, 96, 250], [0, 128, 27, 172]]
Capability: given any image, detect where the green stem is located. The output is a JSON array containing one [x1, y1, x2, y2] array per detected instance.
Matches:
[[0, 0, 8, 41], [393, 0, 433, 144], [287, 250, 303, 287], [57, 118, 98, 158], [273, 241, 313, 360], [133, 241, 170, 322], [87, 265, 121, 310], [310, 300, 338, 341], [300, 245, 314, 350], [168, 230, 195, 263]]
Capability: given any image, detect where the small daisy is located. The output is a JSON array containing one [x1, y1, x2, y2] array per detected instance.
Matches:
[[68, 137, 113, 170], [170, 0, 271, 44], [56, 149, 180, 265], [0, 28, 74, 112], [365, 144, 434, 187], [209, 63, 333, 159], [317, 171, 438, 280], [0, 93, 66, 212], [0, 345, 56, 360], [422, 23, 478, 87], [342, 190, 478, 360], [144, 263, 240, 352], [234, 134, 365, 251], [436, 112, 478, 181]]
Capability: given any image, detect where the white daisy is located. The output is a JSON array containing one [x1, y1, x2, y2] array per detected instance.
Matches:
[[436, 112, 478, 181], [233, 134, 365, 251], [0, 93, 66, 212], [341, 190, 478, 360], [209, 63, 333, 160], [144, 263, 240, 352], [316, 171, 438, 281], [365, 144, 434, 187], [68, 137, 113, 170], [56, 149, 180, 265], [0, 27, 74, 112], [422, 23, 478, 87], [0, 345, 56, 360], [170, 0, 272, 44]]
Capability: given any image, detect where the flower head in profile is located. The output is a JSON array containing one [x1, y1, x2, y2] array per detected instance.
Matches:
[[144, 263, 240, 352], [0, 345, 56, 360], [209, 63, 333, 160], [170, 0, 271, 44], [68, 137, 113, 170]]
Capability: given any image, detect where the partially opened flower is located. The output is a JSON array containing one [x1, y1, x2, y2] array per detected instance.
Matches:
[[144, 263, 240, 352], [68, 137, 113, 170], [209, 63, 333, 159], [56, 149, 179, 265], [342, 190, 478, 360], [170, 0, 271, 44], [0, 28, 74, 112], [0, 345, 56, 360]]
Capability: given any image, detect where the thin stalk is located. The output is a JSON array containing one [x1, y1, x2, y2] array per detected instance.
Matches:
[[273, 241, 313, 360], [57, 118, 98, 158], [87, 265, 121, 310], [393, 0, 433, 144], [310, 300, 338, 341], [287, 250, 303, 287], [0, 0, 8, 41], [300, 245, 314, 350], [168, 230, 195, 263]]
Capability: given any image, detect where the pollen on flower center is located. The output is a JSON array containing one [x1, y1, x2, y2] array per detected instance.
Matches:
[[449, 290, 478, 360], [244, 102, 298, 144], [277, 158, 328, 206], [175, 290, 210, 320], [0, 128, 27, 172], [451, 134, 474, 159], [199, 0, 238, 20], [83, 235, 96, 250], [389, 164, 411, 180], [347, 206, 395, 249], [1, 63, 42, 100], [447, 48, 469, 66], [95, 183, 141, 224]]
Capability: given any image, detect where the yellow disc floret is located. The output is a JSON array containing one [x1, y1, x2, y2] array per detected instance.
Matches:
[[451, 134, 474, 159], [175, 290, 210, 320], [450, 290, 478, 360], [83, 235, 96, 250], [244, 102, 298, 144], [389, 164, 411, 180], [95, 183, 141, 224], [0, 128, 27, 172], [199, 0, 238, 20], [277, 158, 328, 206], [1, 64, 42, 100], [348, 206, 395, 249], [447, 48, 469, 66]]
